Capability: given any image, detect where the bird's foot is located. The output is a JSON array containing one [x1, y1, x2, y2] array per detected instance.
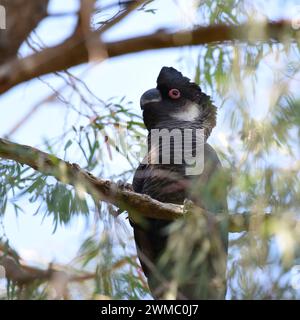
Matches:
[[183, 198, 195, 214], [114, 180, 133, 216], [116, 180, 134, 191]]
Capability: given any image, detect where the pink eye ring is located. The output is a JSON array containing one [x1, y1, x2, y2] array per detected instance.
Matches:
[[168, 88, 181, 99]]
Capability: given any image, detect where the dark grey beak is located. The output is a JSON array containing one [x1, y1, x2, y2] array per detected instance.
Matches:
[[140, 88, 162, 109]]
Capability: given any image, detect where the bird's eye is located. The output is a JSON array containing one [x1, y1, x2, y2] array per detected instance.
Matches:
[[168, 88, 181, 99]]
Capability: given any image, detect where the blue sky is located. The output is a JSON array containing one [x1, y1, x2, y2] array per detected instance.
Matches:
[[0, 0, 300, 298]]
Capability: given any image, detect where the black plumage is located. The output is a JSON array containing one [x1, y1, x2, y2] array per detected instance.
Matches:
[[131, 67, 228, 299]]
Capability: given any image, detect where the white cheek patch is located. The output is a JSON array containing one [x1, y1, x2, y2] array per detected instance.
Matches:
[[172, 102, 201, 122]]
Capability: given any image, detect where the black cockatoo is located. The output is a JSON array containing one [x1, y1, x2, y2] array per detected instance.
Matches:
[[131, 67, 228, 300]]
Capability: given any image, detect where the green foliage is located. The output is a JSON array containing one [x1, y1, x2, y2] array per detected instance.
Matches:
[[75, 231, 150, 299]]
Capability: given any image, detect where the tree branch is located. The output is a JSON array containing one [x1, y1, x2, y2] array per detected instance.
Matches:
[[0, 242, 135, 286], [0, 20, 298, 94], [0, 137, 184, 221], [0, 137, 263, 233], [0, 0, 49, 64], [97, 0, 148, 34]]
